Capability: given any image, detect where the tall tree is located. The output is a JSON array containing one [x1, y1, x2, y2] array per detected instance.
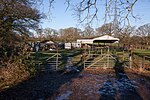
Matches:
[[136, 24, 150, 36], [119, 26, 136, 46], [43, 28, 59, 42], [0, 0, 42, 57], [82, 26, 94, 37], [0, 0, 42, 42], [96, 23, 113, 36], [136, 23, 150, 45], [59, 27, 81, 42]]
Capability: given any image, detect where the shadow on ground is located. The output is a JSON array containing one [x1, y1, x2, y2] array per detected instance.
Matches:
[[0, 59, 84, 100], [99, 57, 143, 100], [1, 55, 149, 100]]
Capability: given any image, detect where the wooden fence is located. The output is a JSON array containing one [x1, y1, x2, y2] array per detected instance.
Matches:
[[132, 54, 150, 71]]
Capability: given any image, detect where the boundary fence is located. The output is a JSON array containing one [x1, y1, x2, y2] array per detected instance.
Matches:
[[132, 54, 150, 71]]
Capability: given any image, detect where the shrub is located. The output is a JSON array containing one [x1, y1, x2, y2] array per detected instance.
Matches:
[[0, 58, 30, 89]]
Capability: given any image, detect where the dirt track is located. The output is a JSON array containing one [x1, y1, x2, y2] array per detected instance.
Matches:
[[1, 67, 150, 100], [52, 68, 150, 100]]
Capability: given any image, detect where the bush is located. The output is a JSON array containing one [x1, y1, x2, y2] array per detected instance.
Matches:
[[0, 57, 31, 89]]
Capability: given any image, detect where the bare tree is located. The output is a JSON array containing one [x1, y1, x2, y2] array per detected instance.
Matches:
[[43, 28, 59, 42], [119, 26, 136, 46], [36, 0, 138, 25], [136, 23, 150, 46], [59, 27, 81, 42], [96, 23, 113, 36], [136, 24, 150, 37], [82, 26, 95, 37]]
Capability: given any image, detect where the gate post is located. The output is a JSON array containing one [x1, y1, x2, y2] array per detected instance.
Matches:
[[107, 47, 110, 68], [56, 53, 58, 70], [84, 61, 85, 69], [101, 49, 103, 55], [142, 56, 145, 70], [56, 44, 59, 70], [129, 52, 132, 68]]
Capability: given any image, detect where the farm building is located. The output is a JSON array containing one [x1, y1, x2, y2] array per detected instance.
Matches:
[[64, 35, 119, 49], [93, 35, 119, 43], [76, 35, 119, 48], [65, 42, 79, 49]]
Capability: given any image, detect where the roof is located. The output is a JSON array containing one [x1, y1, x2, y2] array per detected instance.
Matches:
[[93, 35, 119, 43], [77, 35, 119, 44], [77, 39, 93, 44], [45, 41, 54, 44]]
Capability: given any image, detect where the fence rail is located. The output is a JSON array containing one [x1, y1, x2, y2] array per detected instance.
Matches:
[[29, 52, 63, 71], [132, 54, 150, 71], [84, 53, 116, 69]]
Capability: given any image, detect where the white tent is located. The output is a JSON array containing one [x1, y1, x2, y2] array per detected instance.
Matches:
[[77, 39, 93, 44], [45, 41, 54, 44], [76, 35, 119, 47], [93, 35, 119, 43]]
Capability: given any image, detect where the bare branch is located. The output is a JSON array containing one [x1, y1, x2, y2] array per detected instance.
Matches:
[[35, 0, 139, 26], [74, 0, 98, 25], [64, 0, 71, 12], [49, 0, 55, 8]]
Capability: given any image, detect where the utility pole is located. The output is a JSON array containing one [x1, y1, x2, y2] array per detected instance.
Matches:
[[113, 0, 118, 36]]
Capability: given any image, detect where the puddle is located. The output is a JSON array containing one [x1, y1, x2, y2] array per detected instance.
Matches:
[[65, 57, 73, 68], [64, 57, 79, 73], [55, 91, 72, 100], [99, 81, 116, 97]]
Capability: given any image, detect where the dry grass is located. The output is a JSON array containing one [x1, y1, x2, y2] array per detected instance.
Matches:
[[0, 60, 30, 89], [124, 67, 150, 77]]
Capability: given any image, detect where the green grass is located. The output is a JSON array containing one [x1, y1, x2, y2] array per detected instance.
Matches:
[[30, 52, 56, 61], [27, 49, 83, 69], [133, 49, 150, 56]]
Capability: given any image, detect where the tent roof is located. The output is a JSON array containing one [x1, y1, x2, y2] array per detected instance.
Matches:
[[77, 39, 93, 44], [93, 35, 119, 43], [46, 41, 54, 44]]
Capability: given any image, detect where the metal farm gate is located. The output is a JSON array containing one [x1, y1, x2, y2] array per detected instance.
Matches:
[[83, 47, 117, 69]]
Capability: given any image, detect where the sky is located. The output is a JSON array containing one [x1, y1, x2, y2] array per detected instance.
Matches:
[[38, 0, 150, 30]]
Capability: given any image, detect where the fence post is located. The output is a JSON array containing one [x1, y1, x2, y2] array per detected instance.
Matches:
[[56, 53, 58, 70], [129, 52, 132, 68], [56, 44, 58, 70], [101, 49, 103, 55], [142, 56, 145, 70], [107, 47, 109, 68], [84, 61, 85, 69], [123, 50, 124, 61]]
